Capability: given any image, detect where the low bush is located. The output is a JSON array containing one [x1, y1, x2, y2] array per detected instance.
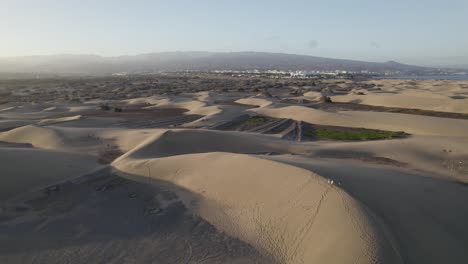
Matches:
[[306, 129, 406, 140]]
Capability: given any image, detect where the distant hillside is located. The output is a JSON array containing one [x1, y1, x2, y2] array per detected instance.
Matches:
[[0, 51, 437, 76]]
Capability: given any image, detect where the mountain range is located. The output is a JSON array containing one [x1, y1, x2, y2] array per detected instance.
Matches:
[[0, 51, 448, 76]]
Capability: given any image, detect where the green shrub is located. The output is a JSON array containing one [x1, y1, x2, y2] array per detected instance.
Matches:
[[306, 129, 406, 140], [246, 116, 268, 124]]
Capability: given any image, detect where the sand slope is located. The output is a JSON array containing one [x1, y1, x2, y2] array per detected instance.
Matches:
[[0, 168, 267, 264], [0, 125, 66, 149], [0, 147, 100, 200], [332, 93, 468, 114], [265, 155, 468, 264], [330, 79, 468, 114], [306, 135, 468, 181], [112, 129, 402, 264]]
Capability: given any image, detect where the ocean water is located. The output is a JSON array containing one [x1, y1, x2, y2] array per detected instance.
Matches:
[[377, 75, 468, 81]]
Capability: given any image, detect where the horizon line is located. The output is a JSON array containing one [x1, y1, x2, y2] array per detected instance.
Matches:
[[0, 50, 404, 65]]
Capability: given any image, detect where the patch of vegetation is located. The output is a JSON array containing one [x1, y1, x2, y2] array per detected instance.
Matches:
[[306, 129, 406, 140], [245, 116, 268, 124]]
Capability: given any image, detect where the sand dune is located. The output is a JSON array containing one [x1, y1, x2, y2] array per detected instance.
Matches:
[[306, 135, 468, 181], [0, 124, 119, 152], [1, 78, 468, 263], [331, 79, 468, 114], [113, 149, 402, 264], [0, 168, 267, 264], [115, 129, 302, 158], [332, 93, 468, 114], [237, 97, 275, 107], [0, 125, 66, 149], [265, 155, 468, 264], [134, 95, 250, 127]]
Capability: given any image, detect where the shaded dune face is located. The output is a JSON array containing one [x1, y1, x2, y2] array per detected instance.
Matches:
[[0, 169, 268, 264], [0, 147, 100, 200], [112, 130, 403, 264]]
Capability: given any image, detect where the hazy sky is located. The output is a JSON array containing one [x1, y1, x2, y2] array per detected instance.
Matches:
[[1, 0, 467, 66]]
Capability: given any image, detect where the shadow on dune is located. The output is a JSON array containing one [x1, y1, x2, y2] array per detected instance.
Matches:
[[0, 167, 269, 264]]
